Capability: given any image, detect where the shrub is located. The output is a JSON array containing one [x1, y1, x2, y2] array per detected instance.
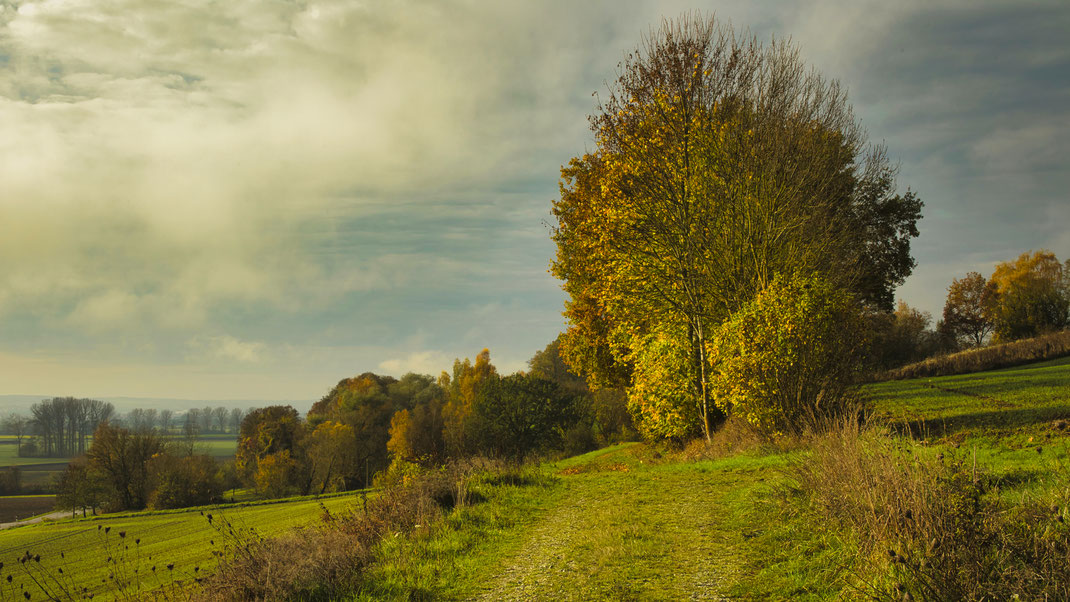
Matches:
[[709, 274, 865, 435], [792, 420, 1070, 600], [198, 464, 468, 602], [626, 324, 704, 441]]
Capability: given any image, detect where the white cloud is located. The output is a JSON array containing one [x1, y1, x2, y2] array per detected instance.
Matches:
[[188, 335, 266, 364], [378, 350, 451, 377]]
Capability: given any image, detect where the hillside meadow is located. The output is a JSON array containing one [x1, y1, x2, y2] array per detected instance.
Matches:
[[354, 357, 1070, 599], [0, 357, 1067, 599], [0, 491, 366, 599]]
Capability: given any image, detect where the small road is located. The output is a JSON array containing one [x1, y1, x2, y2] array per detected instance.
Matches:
[[0, 510, 71, 530]]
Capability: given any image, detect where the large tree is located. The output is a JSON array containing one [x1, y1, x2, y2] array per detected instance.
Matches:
[[552, 15, 921, 440], [942, 272, 997, 348], [86, 422, 165, 510], [989, 250, 1069, 342]]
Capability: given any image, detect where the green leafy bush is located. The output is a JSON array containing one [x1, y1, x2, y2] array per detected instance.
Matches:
[[709, 274, 864, 435]]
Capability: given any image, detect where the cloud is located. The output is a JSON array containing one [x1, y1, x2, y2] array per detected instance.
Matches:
[[0, 1, 1066, 397], [187, 335, 266, 364], [378, 351, 451, 377]]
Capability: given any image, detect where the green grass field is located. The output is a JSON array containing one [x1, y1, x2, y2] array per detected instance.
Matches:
[[0, 491, 367, 599]]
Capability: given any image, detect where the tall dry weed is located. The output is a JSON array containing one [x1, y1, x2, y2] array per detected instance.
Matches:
[[195, 459, 492, 602], [792, 419, 1070, 600], [881, 330, 1070, 381]]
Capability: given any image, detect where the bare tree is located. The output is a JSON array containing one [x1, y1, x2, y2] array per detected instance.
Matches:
[[228, 408, 246, 434], [212, 407, 229, 433], [2, 414, 30, 457], [159, 409, 175, 433]]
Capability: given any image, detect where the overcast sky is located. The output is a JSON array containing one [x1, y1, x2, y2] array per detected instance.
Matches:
[[0, 0, 1066, 402]]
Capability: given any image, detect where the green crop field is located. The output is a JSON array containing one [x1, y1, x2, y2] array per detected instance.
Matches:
[[0, 491, 367, 599], [183, 435, 238, 459], [0, 442, 71, 468], [866, 355, 1070, 433]]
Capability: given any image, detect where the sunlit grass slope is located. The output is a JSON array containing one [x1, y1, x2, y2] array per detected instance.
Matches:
[[0, 491, 364, 599]]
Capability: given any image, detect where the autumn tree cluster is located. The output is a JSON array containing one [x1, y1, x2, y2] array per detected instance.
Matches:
[[57, 421, 226, 514], [232, 347, 614, 498], [942, 250, 1070, 348], [552, 15, 921, 438]]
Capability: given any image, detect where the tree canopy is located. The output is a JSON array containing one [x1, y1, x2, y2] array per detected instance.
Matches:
[[552, 14, 921, 439]]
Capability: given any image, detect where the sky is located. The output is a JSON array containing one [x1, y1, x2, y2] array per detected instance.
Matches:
[[0, 0, 1066, 403]]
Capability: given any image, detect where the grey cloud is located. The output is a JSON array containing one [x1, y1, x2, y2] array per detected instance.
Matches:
[[1, 0, 1064, 398]]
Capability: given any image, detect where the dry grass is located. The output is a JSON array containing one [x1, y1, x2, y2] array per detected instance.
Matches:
[[880, 330, 1070, 381], [791, 418, 1070, 600], [677, 417, 774, 461], [194, 461, 483, 602]]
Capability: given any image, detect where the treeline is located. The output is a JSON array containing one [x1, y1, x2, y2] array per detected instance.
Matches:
[[867, 249, 1070, 373], [234, 344, 633, 498], [57, 422, 230, 515], [1, 403, 249, 459], [12, 398, 115, 457], [125, 406, 249, 435]]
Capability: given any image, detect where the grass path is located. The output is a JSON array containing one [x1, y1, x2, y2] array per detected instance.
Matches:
[[359, 445, 838, 600], [473, 464, 741, 600]]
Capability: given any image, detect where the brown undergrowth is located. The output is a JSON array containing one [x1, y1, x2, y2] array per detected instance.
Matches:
[[195, 459, 497, 602], [790, 418, 1070, 600], [881, 330, 1070, 381]]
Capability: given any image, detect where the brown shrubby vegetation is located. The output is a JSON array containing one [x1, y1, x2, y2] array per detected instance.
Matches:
[[880, 330, 1070, 381], [791, 419, 1070, 600], [196, 460, 492, 602]]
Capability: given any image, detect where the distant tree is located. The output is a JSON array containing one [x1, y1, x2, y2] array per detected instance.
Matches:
[[305, 421, 357, 494], [0, 467, 21, 496], [29, 398, 113, 456], [181, 412, 200, 456], [443, 350, 498, 456], [228, 408, 246, 434], [200, 406, 215, 434], [184, 408, 201, 439], [528, 337, 588, 395], [148, 453, 224, 509], [254, 451, 298, 498], [990, 250, 1069, 341], [2, 414, 30, 457], [943, 272, 998, 347], [55, 457, 106, 517], [386, 410, 414, 462], [889, 301, 939, 363], [158, 409, 175, 433], [128, 408, 157, 433], [864, 302, 943, 371], [86, 422, 166, 510], [469, 373, 574, 459], [236, 406, 305, 489], [212, 407, 229, 433], [386, 391, 447, 466]]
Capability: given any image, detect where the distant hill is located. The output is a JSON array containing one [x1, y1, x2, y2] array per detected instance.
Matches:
[[0, 395, 313, 415]]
